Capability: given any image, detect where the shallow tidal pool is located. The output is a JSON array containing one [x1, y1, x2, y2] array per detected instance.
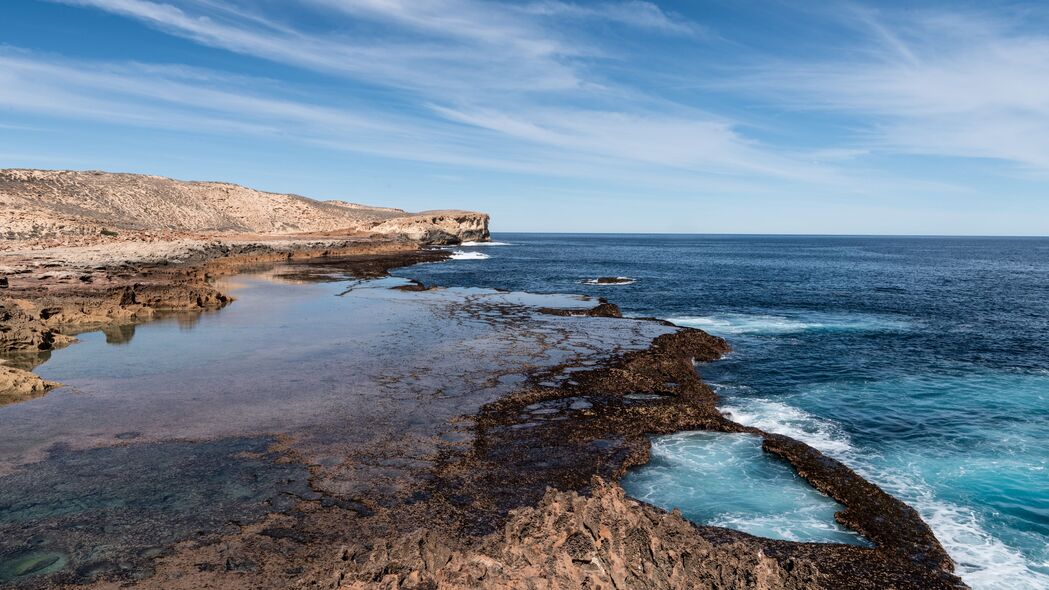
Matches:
[[622, 431, 870, 545]]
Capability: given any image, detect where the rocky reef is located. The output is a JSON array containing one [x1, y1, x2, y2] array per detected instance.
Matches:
[[0, 365, 58, 406], [337, 479, 959, 590]]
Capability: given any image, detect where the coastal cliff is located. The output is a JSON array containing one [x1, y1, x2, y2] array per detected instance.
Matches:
[[0, 169, 489, 248]]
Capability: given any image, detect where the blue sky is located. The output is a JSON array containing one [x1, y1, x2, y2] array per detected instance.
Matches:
[[2, 0, 1048, 234]]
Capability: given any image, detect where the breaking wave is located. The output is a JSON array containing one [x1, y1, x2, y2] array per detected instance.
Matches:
[[668, 312, 911, 336], [720, 397, 1049, 589], [449, 250, 490, 260]]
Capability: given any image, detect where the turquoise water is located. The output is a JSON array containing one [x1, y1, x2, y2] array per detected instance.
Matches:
[[621, 431, 869, 545], [403, 234, 1049, 590]]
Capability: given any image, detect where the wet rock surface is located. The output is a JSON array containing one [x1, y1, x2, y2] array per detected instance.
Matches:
[[337, 479, 960, 590], [0, 254, 965, 589]]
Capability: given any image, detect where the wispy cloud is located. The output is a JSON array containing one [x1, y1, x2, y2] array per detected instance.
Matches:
[[0, 45, 835, 193], [16, 0, 1046, 212], [20, 0, 839, 187], [521, 1, 706, 37], [723, 6, 1049, 172], [430, 105, 830, 181], [55, 0, 586, 95]]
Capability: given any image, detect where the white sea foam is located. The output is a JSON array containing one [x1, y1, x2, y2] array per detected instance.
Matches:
[[709, 511, 863, 544], [459, 240, 511, 246], [668, 312, 911, 336], [449, 250, 490, 260], [631, 431, 867, 545], [876, 467, 1049, 590], [719, 398, 856, 457], [580, 276, 636, 286], [722, 397, 1049, 589]]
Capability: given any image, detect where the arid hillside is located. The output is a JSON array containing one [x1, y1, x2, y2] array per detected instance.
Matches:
[[0, 169, 488, 249]]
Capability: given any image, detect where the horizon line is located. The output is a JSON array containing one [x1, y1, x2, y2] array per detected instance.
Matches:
[[489, 231, 1049, 239]]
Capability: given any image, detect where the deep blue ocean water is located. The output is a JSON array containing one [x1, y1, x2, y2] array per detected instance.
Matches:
[[400, 234, 1049, 590]]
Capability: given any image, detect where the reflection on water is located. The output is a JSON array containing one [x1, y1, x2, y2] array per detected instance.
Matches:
[[0, 263, 672, 587], [101, 323, 136, 345]]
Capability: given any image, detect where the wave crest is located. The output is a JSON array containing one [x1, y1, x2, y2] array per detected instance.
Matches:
[[668, 312, 911, 336], [449, 250, 490, 260]]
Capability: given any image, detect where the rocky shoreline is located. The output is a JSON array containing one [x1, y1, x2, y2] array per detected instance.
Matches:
[[376, 305, 964, 589], [0, 245, 966, 589], [0, 237, 450, 405]]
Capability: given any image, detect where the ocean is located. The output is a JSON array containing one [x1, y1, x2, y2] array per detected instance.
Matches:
[[400, 233, 1049, 590]]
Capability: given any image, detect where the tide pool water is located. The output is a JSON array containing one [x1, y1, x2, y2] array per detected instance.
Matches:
[[621, 431, 869, 545], [403, 234, 1049, 590], [0, 269, 671, 585]]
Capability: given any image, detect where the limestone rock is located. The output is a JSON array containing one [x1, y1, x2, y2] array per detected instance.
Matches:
[[371, 211, 490, 244], [0, 169, 488, 249], [337, 480, 822, 590], [0, 365, 59, 405]]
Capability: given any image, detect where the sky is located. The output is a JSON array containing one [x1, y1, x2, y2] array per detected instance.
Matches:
[[2, 0, 1048, 235]]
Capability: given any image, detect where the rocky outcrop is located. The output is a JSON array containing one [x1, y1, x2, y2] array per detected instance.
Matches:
[[0, 301, 61, 352], [0, 366, 59, 405], [540, 300, 624, 318], [0, 169, 488, 249], [336, 479, 961, 590], [371, 211, 490, 244], [338, 480, 823, 590]]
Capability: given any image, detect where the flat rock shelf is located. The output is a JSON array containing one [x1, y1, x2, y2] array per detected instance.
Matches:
[[0, 256, 965, 589]]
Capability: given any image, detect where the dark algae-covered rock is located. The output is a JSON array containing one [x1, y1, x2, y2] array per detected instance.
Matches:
[[0, 255, 964, 589]]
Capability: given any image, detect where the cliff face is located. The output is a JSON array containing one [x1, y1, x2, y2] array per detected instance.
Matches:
[[372, 210, 490, 243], [0, 169, 488, 248]]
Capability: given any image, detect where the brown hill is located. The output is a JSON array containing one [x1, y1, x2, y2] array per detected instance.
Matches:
[[0, 169, 488, 249]]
